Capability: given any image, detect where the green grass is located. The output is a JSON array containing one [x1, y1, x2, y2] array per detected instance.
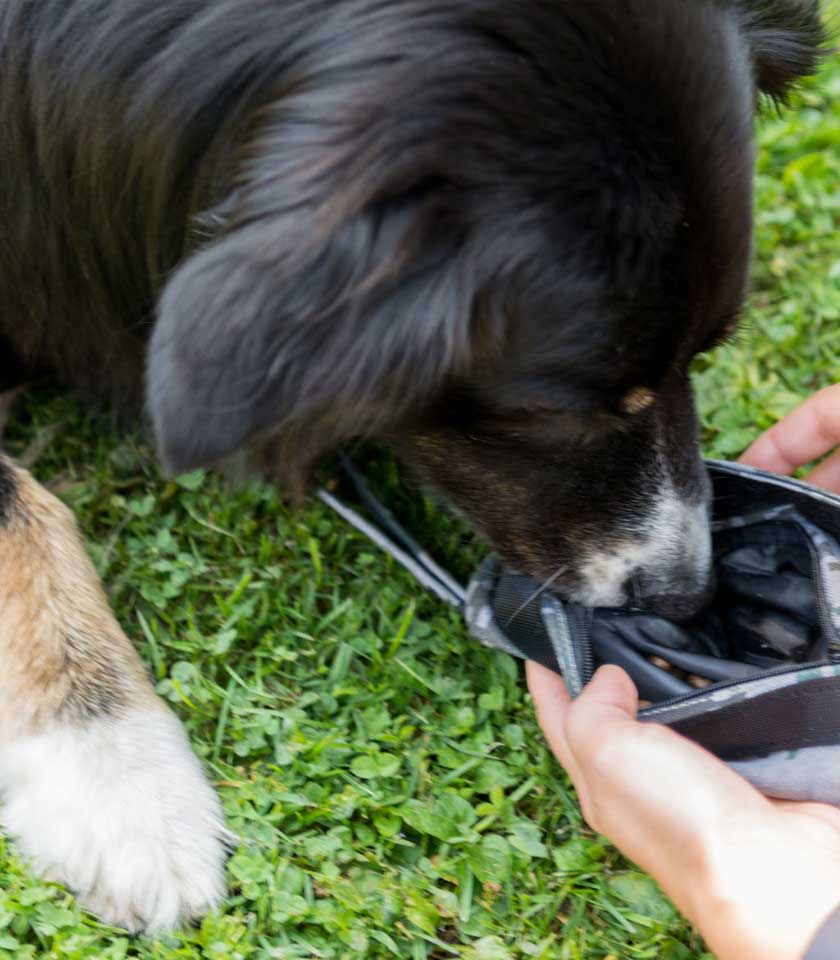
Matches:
[[1, 46, 840, 960]]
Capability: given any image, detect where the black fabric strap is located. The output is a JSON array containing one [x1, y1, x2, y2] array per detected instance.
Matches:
[[804, 903, 840, 960], [669, 674, 840, 761], [491, 570, 699, 699], [491, 569, 561, 672]]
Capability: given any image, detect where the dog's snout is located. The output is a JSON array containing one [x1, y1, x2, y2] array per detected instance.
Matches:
[[574, 490, 713, 614], [630, 489, 714, 620], [631, 566, 717, 622]]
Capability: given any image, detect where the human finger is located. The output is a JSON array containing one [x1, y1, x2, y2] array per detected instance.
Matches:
[[526, 660, 577, 773], [803, 445, 840, 494], [528, 663, 641, 821], [739, 384, 840, 476]]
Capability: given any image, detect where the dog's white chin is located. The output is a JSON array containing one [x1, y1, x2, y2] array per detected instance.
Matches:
[[0, 706, 232, 932], [576, 493, 712, 609]]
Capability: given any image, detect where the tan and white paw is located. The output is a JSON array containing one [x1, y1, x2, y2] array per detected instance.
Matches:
[[0, 707, 234, 932]]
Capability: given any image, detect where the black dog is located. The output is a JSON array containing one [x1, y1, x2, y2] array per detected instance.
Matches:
[[0, 0, 825, 930]]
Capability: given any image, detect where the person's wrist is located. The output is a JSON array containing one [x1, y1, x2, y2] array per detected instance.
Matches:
[[687, 826, 839, 960], [693, 893, 832, 960]]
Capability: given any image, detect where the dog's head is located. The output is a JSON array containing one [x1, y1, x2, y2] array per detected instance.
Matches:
[[148, 0, 825, 618]]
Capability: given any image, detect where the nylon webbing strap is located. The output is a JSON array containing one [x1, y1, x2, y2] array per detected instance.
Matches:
[[662, 673, 840, 761], [490, 570, 554, 666], [316, 456, 466, 610], [490, 568, 584, 693], [318, 458, 572, 684]]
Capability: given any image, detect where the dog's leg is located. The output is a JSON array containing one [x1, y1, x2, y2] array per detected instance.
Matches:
[[0, 456, 232, 932]]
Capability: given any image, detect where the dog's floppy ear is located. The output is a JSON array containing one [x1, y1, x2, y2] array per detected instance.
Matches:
[[738, 0, 827, 99], [147, 186, 477, 477]]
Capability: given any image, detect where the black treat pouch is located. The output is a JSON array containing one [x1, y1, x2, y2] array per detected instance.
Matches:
[[466, 461, 840, 805]]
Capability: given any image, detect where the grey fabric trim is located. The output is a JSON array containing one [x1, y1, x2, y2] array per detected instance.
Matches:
[[804, 903, 840, 960], [707, 460, 840, 513], [316, 488, 465, 608], [541, 595, 583, 696], [464, 558, 524, 658], [641, 664, 840, 724], [728, 745, 840, 806]]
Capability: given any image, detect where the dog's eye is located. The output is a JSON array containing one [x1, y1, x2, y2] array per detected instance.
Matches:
[[619, 386, 656, 415]]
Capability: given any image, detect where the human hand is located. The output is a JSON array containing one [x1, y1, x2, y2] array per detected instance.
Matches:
[[739, 384, 840, 493], [527, 661, 840, 960]]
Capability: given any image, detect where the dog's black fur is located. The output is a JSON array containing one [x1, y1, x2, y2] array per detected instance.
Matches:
[[0, 0, 826, 614]]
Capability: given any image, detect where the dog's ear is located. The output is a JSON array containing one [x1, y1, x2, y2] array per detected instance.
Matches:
[[147, 186, 477, 477], [738, 0, 827, 99]]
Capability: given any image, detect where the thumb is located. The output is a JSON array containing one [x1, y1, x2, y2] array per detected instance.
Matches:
[[527, 662, 639, 792], [526, 660, 574, 768], [576, 664, 639, 718], [563, 665, 640, 759]]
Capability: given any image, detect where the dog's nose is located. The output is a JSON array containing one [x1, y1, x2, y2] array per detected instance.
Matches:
[[630, 568, 717, 622]]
